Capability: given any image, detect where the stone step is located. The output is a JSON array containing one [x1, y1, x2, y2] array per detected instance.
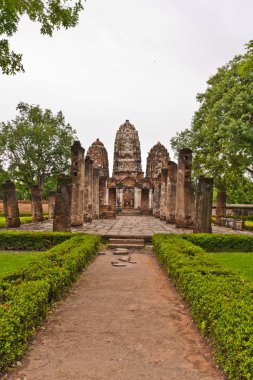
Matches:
[[109, 238, 144, 245], [110, 243, 144, 250]]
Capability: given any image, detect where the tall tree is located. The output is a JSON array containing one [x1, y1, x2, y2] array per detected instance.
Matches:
[[0, 0, 84, 75], [171, 41, 253, 221], [0, 102, 76, 219]]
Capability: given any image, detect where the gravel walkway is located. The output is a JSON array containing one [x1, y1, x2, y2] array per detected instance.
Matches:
[[5, 250, 224, 380]]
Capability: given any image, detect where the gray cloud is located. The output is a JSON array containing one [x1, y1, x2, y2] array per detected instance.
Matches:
[[1, 0, 252, 175]]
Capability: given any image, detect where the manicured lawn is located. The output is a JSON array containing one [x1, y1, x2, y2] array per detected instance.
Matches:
[[0, 251, 41, 278], [0, 215, 48, 228], [210, 252, 253, 282]]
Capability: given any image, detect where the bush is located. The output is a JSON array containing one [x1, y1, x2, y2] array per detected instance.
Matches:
[[0, 234, 100, 373], [0, 231, 74, 250], [153, 234, 253, 380], [182, 233, 253, 252]]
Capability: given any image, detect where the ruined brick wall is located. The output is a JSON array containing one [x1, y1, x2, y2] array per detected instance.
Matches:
[[146, 142, 170, 180], [87, 139, 109, 178]]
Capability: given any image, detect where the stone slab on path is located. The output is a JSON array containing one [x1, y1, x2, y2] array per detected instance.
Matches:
[[8, 215, 253, 237], [5, 250, 224, 380]]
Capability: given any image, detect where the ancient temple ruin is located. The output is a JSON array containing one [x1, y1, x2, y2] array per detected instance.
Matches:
[[51, 119, 213, 232]]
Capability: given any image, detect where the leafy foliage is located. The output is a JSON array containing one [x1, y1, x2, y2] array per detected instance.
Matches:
[[153, 234, 253, 379], [170, 41, 253, 202], [0, 0, 84, 74], [0, 102, 76, 191], [0, 230, 73, 250], [181, 233, 253, 252]]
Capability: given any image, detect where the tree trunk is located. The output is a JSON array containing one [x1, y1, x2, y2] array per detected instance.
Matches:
[[31, 185, 44, 222], [216, 191, 227, 225]]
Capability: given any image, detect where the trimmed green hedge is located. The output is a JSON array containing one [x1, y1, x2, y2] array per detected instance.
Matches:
[[153, 234, 253, 380], [0, 231, 74, 250], [183, 233, 253, 252], [0, 234, 100, 373]]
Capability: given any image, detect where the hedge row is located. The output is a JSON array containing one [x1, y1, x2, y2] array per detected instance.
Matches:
[[153, 234, 253, 379], [0, 233, 100, 374], [182, 233, 253, 252], [0, 231, 74, 250]]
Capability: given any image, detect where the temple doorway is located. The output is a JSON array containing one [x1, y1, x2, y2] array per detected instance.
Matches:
[[141, 188, 149, 212], [123, 188, 134, 210]]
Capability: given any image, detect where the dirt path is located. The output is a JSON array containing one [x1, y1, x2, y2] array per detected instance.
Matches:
[[5, 250, 224, 380]]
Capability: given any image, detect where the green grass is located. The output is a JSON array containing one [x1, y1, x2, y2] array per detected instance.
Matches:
[[0, 215, 48, 228], [210, 252, 253, 282], [0, 251, 41, 277]]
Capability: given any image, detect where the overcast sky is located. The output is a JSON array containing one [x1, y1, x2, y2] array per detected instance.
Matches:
[[1, 0, 253, 175]]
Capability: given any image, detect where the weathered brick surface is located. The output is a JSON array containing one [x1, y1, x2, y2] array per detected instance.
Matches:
[[175, 149, 194, 228], [31, 185, 44, 222], [70, 141, 85, 226], [166, 161, 177, 224], [194, 176, 213, 233], [53, 175, 72, 232], [2, 180, 20, 227], [48, 191, 56, 219]]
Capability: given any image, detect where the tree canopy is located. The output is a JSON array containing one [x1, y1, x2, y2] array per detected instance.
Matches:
[[0, 0, 84, 75], [171, 41, 253, 202], [0, 102, 76, 192]]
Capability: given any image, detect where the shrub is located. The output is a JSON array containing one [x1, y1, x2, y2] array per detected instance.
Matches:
[[0, 234, 100, 374], [0, 231, 74, 250], [182, 233, 253, 252], [153, 234, 253, 380]]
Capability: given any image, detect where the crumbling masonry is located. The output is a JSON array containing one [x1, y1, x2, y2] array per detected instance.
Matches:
[[52, 120, 213, 232]]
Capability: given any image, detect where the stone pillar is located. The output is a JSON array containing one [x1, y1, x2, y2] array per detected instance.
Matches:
[[53, 175, 72, 232], [2, 180, 20, 227], [216, 191, 227, 226], [149, 188, 153, 210], [175, 148, 194, 228], [160, 168, 168, 220], [31, 185, 44, 222], [70, 141, 85, 226], [48, 191, 56, 219], [134, 187, 142, 210], [93, 168, 100, 219], [153, 179, 161, 218], [166, 161, 177, 224], [194, 176, 213, 233], [83, 156, 93, 223]]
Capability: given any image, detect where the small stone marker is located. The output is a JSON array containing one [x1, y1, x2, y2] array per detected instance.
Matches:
[[111, 262, 126, 267], [113, 248, 129, 255], [119, 256, 131, 262]]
